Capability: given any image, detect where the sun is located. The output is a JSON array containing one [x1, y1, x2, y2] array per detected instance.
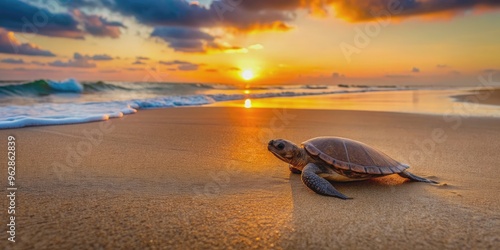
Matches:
[[241, 70, 254, 81]]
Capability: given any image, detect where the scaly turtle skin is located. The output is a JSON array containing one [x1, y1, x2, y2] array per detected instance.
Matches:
[[268, 136, 438, 199]]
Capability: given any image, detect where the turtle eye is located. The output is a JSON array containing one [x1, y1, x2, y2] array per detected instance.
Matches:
[[277, 142, 285, 150]]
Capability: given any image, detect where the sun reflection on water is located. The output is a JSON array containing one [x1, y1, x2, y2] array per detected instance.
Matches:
[[244, 99, 252, 108]]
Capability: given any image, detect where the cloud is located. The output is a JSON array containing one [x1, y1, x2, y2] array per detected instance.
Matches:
[[105, 0, 294, 32], [31, 61, 46, 66], [132, 60, 145, 65], [151, 26, 247, 53], [248, 44, 264, 50], [48, 53, 96, 68], [91, 54, 114, 60], [227, 67, 241, 71], [482, 69, 499, 74], [332, 72, 345, 78], [151, 26, 215, 52], [73, 10, 126, 38], [327, 0, 500, 22], [99, 69, 120, 73], [0, 28, 56, 56], [205, 69, 218, 73], [159, 60, 199, 71], [0, 58, 25, 64], [74, 52, 114, 61], [219, 0, 500, 23], [0, 0, 84, 39], [436, 64, 448, 68], [124, 67, 141, 71], [385, 74, 412, 78], [136, 56, 150, 60], [412, 67, 420, 73]]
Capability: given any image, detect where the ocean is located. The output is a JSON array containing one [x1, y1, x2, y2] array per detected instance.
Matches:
[[0, 79, 407, 129], [0, 79, 497, 129]]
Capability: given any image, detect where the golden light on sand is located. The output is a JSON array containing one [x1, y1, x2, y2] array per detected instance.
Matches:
[[241, 70, 254, 81], [244, 99, 252, 108]]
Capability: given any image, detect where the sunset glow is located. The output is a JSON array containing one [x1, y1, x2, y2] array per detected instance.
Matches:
[[0, 1, 498, 86]]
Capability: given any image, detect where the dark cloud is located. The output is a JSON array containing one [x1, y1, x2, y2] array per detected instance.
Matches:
[[227, 67, 241, 71], [124, 67, 141, 71], [104, 0, 293, 32], [0, 28, 56, 56], [159, 60, 193, 66], [151, 26, 214, 52], [62, 0, 114, 9], [482, 69, 499, 74], [48, 53, 96, 68], [0, 58, 25, 64], [99, 69, 120, 73], [73, 10, 126, 38], [0, 0, 84, 39], [151, 26, 245, 53], [91, 54, 114, 60], [132, 60, 145, 65], [31, 61, 46, 66], [159, 60, 199, 71], [74, 53, 114, 61], [332, 72, 345, 78], [178, 64, 198, 71], [328, 0, 500, 22], [238, 0, 302, 11], [74, 53, 110, 60], [136, 56, 150, 60], [412, 67, 420, 73], [385, 74, 412, 78]]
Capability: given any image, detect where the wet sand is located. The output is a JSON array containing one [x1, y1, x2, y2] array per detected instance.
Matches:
[[1, 107, 499, 249], [453, 88, 500, 106]]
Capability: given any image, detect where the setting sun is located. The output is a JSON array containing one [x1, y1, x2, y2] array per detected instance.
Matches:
[[241, 70, 254, 81]]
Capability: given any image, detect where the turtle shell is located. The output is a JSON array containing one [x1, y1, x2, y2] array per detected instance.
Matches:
[[302, 137, 409, 175]]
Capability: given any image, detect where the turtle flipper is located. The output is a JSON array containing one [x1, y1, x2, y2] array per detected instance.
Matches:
[[399, 171, 438, 184], [301, 163, 352, 199]]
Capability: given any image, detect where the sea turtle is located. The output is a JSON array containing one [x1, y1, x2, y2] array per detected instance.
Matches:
[[268, 137, 438, 199]]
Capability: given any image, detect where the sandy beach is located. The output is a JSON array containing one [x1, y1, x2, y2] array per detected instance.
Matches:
[[1, 106, 499, 249]]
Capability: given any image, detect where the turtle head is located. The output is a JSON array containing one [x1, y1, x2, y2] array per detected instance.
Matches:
[[268, 139, 302, 165]]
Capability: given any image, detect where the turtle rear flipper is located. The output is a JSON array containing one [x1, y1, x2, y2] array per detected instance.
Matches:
[[301, 163, 352, 200], [399, 171, 438, 184]]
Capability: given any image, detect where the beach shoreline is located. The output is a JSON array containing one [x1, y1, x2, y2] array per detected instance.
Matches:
[[1, 107, 499, 249], [452, 88, 500, 106]]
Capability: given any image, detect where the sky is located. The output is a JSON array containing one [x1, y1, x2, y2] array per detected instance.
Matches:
[[0, 0, 499, 86]]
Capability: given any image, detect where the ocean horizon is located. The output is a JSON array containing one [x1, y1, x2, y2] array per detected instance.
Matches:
[[1, 78, 499, 129]]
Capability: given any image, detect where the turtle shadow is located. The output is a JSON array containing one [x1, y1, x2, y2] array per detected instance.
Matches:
[[282, 172, 493, 250], [288, 172, 451, 200]]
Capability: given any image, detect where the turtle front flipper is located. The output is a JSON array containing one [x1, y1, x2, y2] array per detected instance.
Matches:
[[301, 163, 352, 200], [399, 171, 438, 184]]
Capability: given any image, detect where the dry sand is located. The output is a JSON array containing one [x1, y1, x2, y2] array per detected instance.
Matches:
[[0, 107, 499, 249]]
